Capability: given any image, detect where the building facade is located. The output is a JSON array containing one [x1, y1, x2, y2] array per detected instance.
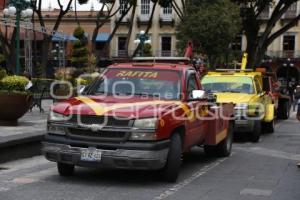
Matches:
[[0, 9, 111, 65], [236, 1, 300, 59], [110, 0, 183, 58]]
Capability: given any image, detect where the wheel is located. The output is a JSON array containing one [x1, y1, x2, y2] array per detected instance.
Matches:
[[57, 162, 75, 176], [161, 133, 182, 182], [263, 120, 275, 134], [278, 101, 290, 120], [250, 120, 261, 143], [216, 122, 234, 157]]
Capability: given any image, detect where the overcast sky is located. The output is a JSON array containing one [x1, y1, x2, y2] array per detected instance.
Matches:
[[40, 0, 103, 11]]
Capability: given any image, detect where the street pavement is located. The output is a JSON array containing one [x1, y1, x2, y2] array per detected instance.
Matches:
[[0, 112, 299, 200]]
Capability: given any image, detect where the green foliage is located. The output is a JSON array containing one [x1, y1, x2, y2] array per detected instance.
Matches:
[[177, 0, 241, 64], [71, 27, 89, 69], [0, 75, 29, 92], [0, 69, 7, 80], [143, 43, 152, 56], [34, 62, 43, 78], [73, 26, 85, 40]]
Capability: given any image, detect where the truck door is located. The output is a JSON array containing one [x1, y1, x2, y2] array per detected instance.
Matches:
[[184, 71, 206, 148], [254, 76, 267, 119]]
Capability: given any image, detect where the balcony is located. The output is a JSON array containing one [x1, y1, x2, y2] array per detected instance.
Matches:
[[159, 14, 175, 27], [266, 50, 300, 58], [137, 16, 151, 27], [153, 50, 180, 57], [116, 17, 131, 27], [258, 9, 270, 21], [283, 10, 297, 19]]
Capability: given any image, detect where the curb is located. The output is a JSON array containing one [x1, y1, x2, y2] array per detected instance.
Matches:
[[0, 131, 44, 164]]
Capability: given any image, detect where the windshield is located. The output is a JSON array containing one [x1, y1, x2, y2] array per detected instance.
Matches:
[[201, 76, 254, 94], [87, 68, 181, 100]]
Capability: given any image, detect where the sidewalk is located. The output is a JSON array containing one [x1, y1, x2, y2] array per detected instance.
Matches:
[[0, 100, 52, 157]]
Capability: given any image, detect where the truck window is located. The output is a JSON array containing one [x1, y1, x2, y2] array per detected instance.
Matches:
[[88, 69, 181, 100], [202, 76, 254, 94], [187, 74, 198, 99]]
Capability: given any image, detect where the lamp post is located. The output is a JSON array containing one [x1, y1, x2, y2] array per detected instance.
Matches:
[[134, 30, 151, 57], [3, 0, 33, 75]]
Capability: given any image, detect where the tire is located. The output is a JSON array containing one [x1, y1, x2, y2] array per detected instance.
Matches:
[[251, 120, 261, 143], [263, 120, 275, 134], [57, 162, 75, 177], [162, 133, 182, 182], [278, 101, 290, 120], [204, 145, 216, 157], [216, 122, 234, 157]]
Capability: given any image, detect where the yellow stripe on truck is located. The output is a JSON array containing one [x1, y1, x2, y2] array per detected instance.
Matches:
[[75, 96, 177, 116], [75, 96, 197, 122], [216, 129, 227, 144]]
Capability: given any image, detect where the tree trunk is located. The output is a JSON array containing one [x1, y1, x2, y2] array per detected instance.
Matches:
[[125, 5, 137, 57], [40, 36, 51, 77]]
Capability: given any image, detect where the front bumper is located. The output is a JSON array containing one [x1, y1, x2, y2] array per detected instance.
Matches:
[[234, 119, 255, 133], [42, 138, 170, 170]]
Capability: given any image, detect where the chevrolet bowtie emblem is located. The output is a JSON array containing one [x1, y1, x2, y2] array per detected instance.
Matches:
[[81, 124, 104, 132]]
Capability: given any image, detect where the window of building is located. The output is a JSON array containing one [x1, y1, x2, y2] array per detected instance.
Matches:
[[162, 3, 172, 15], [141, 0, 150, 15], [120, 0, 128, 15], [118, 36, 127, 57], [231, 35, 242, 51], [161, 36, 172, 57], [283, 35, 295, 51]]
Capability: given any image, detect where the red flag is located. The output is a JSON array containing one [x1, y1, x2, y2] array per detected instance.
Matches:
[[184, 41, 193, 58]]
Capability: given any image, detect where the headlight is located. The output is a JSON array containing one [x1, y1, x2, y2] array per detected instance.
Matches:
[[47, 125, 66, 135], [133, 118, 158, 129], [48, 111, 69, 122]]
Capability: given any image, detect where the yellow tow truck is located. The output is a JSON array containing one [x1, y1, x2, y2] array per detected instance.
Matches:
[[201, 54, 275, 142]]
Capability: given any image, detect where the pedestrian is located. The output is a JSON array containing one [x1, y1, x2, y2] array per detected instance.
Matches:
[[294, 85, 300, 111], [297, 97, 300, 168]]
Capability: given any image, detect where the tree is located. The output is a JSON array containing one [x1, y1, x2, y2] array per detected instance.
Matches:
[[177, 0, 241, 66], [233, 0, 300, 67], [34, 0, 74, 76], [71, 26, 89, 68]]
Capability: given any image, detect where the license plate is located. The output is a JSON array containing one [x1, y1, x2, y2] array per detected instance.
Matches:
[[81, 148, 102, 162]]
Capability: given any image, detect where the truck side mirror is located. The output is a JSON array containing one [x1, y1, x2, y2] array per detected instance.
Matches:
[[192, 90, 206, 100]]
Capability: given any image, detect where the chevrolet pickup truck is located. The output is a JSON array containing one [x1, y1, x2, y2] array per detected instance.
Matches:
[[43, 62, 234, 182]]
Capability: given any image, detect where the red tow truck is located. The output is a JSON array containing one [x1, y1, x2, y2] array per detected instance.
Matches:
[[43, 60, 234, 182]]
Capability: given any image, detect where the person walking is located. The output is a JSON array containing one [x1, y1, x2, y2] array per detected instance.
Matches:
[[297, 98, 300, 168], [293, 86, 300, 111]]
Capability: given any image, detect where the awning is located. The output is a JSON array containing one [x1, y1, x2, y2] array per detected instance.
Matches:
[[52, 33, 79, 41], [96, 33, 110, 42]]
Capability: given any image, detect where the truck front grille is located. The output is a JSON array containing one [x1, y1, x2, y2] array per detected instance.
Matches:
[[68, 115, 131, 127], [67, 128, 127, 142]]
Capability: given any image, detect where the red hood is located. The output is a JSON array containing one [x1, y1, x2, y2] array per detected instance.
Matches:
[[52, 95, 179, 119]]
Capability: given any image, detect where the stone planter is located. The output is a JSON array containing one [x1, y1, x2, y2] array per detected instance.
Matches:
[[0, 93, 33, 126]]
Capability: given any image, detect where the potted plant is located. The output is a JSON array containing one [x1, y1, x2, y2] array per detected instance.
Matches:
[[0, 71, 33, 125]]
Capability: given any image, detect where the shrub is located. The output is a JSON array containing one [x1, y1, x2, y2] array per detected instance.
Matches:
[[0, 75, 29, 92]]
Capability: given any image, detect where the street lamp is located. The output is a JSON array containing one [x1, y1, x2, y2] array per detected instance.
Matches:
[[3, 0, 33, 75], [134, 30, 151, 57]]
